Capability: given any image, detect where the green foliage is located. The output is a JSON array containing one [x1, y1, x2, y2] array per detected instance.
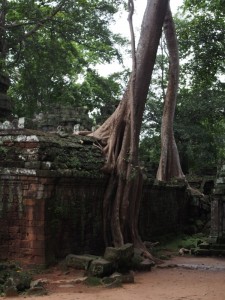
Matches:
[[1, 0, 126, 117], [140, 3, 225, 175], [152, 233, 208, 258], [174, 86, 225, 173], [177, 1, 225, 89], [0, 262, 32, 294]]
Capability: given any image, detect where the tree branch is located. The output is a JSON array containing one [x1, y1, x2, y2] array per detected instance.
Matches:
[[19, 0, 67, 42], [5, 21, 37, 29]]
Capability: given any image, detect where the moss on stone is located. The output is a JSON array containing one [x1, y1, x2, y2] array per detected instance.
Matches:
[[0, 129, 105, 178]]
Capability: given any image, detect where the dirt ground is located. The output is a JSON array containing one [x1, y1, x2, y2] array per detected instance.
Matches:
[[5, 256, 225, 300]]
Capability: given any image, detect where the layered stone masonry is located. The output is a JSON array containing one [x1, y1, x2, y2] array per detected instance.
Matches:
[[0, 129, 105, 265], [0, 128, 197, 265], [209, 164, 225, 244]]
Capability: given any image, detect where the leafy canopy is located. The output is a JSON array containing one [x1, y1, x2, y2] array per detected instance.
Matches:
[[1, 0, 127, 117]]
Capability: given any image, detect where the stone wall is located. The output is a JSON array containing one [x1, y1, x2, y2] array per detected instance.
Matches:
[[0, 129, 190, 265], [140, 182, 188, 240], [0, 172, 107, 265], [209, 164, 225, 244], [0, 129, 106, 265], [0, 172, 52, 265]]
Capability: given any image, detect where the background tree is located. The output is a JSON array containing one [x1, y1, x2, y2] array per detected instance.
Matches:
[[0, 0, 126, 117], [175, 0, 225, 174], [140, 0, 225, 176]]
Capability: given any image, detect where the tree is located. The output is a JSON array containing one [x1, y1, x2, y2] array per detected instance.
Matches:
[[88, 0, 169, 257], [0, 0, 125, 117], [178, 0, 225, 89], [156, 5, 184, 181], [174, 0, 225, 174], [140, 0, 225, 176]]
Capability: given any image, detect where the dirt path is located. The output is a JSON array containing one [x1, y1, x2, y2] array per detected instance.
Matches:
[[6, 256, 225, 300]]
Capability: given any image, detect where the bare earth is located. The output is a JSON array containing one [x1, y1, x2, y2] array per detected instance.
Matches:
[[5, 256, 225, 300]]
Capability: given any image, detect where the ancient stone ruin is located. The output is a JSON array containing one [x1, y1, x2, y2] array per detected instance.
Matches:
[[0, 99, 219, 265], [0, 123, 191, 265], [192, 165, 225, 255]]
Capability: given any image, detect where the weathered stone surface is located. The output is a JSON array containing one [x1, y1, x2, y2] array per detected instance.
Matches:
[[101, 277, 122, 288], [0, 128, 195, 266], [110, 271, 134, 284], [30, 278, 49, 288], [0, 129, 107, 265], [135, 259, 154, 272], [66, 254, 98, 270], [88, 258, 114, 277], [33, 104, 93, 133], [208, 164, 225, 249], [131, 252, 144, 269], [104, 243, 134, 268]]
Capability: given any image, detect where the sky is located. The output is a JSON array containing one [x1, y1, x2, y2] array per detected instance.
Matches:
[[97, 0, 183, 76]]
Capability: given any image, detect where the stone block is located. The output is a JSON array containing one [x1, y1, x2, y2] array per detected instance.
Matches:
[[101, 276, 122, 288], [135, 259, 154, 271], [18, 117, 35, 130], [66, 254, 98, 270], [89, 258, 114, 277], [104, 243, 134, 266], [110, 271, 135, 284]]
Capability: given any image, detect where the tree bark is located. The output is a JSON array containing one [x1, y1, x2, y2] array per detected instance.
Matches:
[[89, 0, 169, 258], [156, 5, 184, 182]]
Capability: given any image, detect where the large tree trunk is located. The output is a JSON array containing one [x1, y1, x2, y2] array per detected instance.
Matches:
[[89, 0, 169, 258], [156, 5, 184, 182]]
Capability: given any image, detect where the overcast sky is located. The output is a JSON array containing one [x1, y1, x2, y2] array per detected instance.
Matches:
[[97, 0, 183, 75], [113, 0, 183, 41]]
